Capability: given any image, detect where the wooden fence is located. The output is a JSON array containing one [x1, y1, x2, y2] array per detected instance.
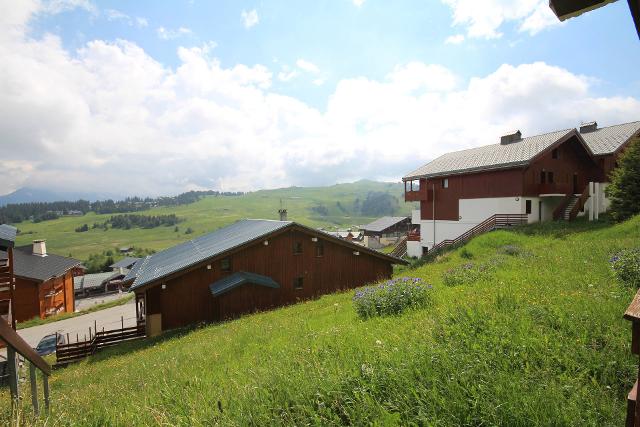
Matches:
[[56, 323, 145, 365]]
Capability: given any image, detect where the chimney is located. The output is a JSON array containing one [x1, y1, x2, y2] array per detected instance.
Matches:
[[500, 130, 522, 145], [579, 121, 597, 133], [32, 239, 47, 257], [278, 208, 288, 221]]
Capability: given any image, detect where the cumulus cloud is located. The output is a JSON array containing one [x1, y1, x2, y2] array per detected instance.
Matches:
[[104, 9, 148, 28], [1, 7, 639, 196], [156, 26, 193, 40], [241, 9, 259, 28], [352, 0, 366, 7], [296, 59, 320, 73], [441, 0, 561, 39], [445, 34, 465, 44]]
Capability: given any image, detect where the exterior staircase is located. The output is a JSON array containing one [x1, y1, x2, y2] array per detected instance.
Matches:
[[389, 235, 407, 258], [561, 195, 580, 220], [553, 185, 591, 221]]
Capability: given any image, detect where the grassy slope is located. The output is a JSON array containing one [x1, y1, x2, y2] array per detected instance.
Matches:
[[3, 217, 638, 426], [12, 180, 410, 260]]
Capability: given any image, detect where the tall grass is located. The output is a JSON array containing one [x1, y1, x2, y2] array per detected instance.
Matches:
[[2, 216, 638, 426]]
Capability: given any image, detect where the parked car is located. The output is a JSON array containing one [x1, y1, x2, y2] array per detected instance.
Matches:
[[34, 333, 65, 356]]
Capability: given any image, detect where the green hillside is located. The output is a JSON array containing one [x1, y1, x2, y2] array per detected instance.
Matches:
[[3, 216, 638, 426], [11, 180, 412, 260]]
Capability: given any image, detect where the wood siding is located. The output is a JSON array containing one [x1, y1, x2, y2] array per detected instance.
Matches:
[[7, 271, 76, 322], [139, 228, 393, 331], [420, 168, 524, 221]]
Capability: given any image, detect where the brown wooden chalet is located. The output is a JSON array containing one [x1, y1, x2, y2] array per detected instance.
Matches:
[[125, 219, 406, 335], [0, 239, 81, 322], [0, 224, 17, 328], [402, 120, 640, 257]]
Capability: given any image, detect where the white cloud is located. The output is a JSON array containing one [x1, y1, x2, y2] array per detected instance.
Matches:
[[352, 0, 366, 7], [104, 9, 147, 28], [296, 59, 320, 73], [135, 17, 148, 28], [445, 34, 465, 44], [241, 9, 259, 29], [156, 26, 193, 40], [44, 0, 97, 15], [441, 0, 561, 39], [1, 7, 639, 196]]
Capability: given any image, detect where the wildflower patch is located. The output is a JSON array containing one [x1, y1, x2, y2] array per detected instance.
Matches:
[[353, 277, 433, 319], [610, 248, 640, 288]]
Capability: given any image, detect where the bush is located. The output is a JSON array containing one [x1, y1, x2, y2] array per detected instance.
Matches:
[[353, 277, 432, 319], [500, 244, 521, 256], [610, 248, 640, 288], [460, 248, 474, 259], [442, 258, 502, 287]]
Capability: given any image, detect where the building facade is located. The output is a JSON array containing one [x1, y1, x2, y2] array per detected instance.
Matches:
[[403, 121, 640, 257], [126, 219, 405, 334]]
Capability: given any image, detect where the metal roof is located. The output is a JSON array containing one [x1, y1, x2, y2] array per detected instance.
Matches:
[[362, 216, 410, 233], [128, 219, 292, 290], [74, 271, 120, 292], [0, 224, 17, 249], [2, 246, 81, 282], [209, 271, 279, 297], [403, 129, 574, 180], [127, 219, 406, 291], [110, 257, 141, 270], [579, 121, 640, 155]]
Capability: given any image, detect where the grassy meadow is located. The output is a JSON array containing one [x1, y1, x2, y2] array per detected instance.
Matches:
[[3, 216, 639, 425], [11, 180, 410, 260]]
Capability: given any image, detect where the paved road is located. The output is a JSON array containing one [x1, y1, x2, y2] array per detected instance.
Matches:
[[17, 298, 137, 348]]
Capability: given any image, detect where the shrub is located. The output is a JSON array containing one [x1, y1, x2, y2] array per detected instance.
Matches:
[[610, 248, 640, 288], [353, 277, 432, 319], [606, 138, 640, 222], [460, 248, 474, 259]]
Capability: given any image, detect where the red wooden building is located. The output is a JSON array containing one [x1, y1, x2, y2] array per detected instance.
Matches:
[[0, 239, 81, 322], [125, 219, 405, 334], [402, 120, 640, 257], [0, 224, 17, 328]]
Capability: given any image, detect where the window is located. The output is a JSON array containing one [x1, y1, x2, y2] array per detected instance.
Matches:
[[548, 171, 554, 184], [315, 241, 324, 257], [442, 178, 449, 189], [552, 148, 559, 159], [293, 241, 303, 255], [540, 170, 546, 184], [293, 277, 304, 290], [221, 257, 232, 272], [525, 200, 532, 215]]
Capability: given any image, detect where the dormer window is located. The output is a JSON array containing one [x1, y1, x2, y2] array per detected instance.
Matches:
[[442, 178, 449, 189]]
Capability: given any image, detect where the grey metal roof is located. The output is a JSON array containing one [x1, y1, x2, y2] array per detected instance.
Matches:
[[0, 224, 17, 249], [580, 121, 640, 156], [209, 271, 279, 297], [404, 129, 574, 180], [2, 246, 81, 282], [74, 271, 119, 292], [127, 219, 407, 291], [128, 219, 292, 290], [110, 257, 141, 270], [362, 216, 410, 233]]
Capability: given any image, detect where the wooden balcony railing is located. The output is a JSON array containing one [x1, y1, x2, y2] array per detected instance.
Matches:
[[407, 229, 421, 242], [537, 183, 573, 195], [405, 187, 430, 202]]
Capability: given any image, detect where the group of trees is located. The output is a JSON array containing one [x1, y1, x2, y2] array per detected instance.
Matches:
[[83, 247, 156, 274], [607, 139, 640, 221], [0, 190, 245, 224], [308, 192, 400, 218], [75, 214, 183, 232]]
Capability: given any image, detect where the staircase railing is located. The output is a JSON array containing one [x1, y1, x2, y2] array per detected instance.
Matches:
[[568, 185, 591, 221], [390, 235, 408, 258], [553, 194, 574, 220], [429, 214, 528, 255]]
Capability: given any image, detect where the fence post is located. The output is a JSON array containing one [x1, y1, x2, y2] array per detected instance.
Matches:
[[29, 362, 39, 416], [7, 346, 19, 403], [121, 316, 124, 331], [43, 373, 50, 413]]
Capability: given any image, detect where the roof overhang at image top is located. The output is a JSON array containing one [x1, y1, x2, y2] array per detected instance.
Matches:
[[549, 0, 640, 38], [0, 224, 17, 249], [209, 271, 279, 297]]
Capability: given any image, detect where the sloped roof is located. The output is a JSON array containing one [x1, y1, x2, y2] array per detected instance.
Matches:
[[1, 246, 81, 282], [362, 216, 410, 233], [127, 219, 406, 291], [580, 121, 640, 155], [209, 271, 279, 297], [74, 271, 120, 292], [404, 129, 575, 180], [110, 257, 141, 270], [0, 224, 17, 249]]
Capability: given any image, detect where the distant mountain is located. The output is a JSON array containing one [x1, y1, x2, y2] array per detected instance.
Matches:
[[0, 188, 125, 206]]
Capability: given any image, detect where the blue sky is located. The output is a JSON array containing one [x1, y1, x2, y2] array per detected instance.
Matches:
[[1, 0, 639, 195]]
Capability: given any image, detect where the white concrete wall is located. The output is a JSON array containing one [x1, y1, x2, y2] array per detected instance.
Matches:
[[407, 241, 422, 258], [411, 209, 421, 225], [459, 197, 522, 222]]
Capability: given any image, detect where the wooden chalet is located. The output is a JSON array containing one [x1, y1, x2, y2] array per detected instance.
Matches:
[[361, 216, 411, 248], [0, 239, 81, 322], [0, 224, 17, 329], [402, 121, 640, 257], [125, 219, 406, 335]]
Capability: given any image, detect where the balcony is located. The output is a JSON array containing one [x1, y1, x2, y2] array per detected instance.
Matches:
[[407, 229, 421, 242], [537, 183, 572, 196], [405, 187, 428, 202]]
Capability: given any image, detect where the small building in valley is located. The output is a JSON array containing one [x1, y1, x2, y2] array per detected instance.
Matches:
[[0, 240, 81, 322], [126, 219, 405, 335]]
